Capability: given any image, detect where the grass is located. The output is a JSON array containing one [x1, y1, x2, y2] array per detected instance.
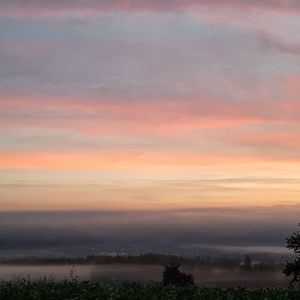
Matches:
[[0, 281, 299, 300]]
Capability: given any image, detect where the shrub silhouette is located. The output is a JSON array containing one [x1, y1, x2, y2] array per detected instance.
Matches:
[[162, 262, 194, 286], [283, 223, 300, 286]]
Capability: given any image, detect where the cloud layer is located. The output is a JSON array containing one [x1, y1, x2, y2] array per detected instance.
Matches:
[[0, 0, 300, 224], [1, 0, 300, 15], [0, 206, 298, 255]]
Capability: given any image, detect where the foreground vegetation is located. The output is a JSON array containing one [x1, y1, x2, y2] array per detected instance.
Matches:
[[0, 281, 299, 300]]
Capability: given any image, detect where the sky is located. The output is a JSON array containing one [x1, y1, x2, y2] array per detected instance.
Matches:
[[0, 1, 300, 253]]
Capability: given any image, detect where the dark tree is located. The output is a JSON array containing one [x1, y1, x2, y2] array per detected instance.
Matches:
[[240, 255, 252, 271], [283, 224, 300, 286], [162, 262, 194, 286]]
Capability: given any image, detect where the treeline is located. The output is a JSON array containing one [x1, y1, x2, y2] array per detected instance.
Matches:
[[0, 253, 283, 270], [1, 254, 193, 266]]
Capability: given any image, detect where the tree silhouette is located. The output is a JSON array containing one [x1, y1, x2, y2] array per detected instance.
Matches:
[[162, 262, 194, 286], [240, 255, 252, 271], [283, 224, 300, 286]]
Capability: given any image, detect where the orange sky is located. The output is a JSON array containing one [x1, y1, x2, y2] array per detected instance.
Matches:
[[1, 1, 300, 211]]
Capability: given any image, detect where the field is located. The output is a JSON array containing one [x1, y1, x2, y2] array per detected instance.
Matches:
[[0, 281, 299, 300]]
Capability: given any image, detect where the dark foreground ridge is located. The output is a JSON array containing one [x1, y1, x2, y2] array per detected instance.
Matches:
[[0, 281, 299, 300]]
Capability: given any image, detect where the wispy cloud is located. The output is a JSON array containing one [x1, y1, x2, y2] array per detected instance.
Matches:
[[1, 0, 300, 17], [259, 33, 300, 55]]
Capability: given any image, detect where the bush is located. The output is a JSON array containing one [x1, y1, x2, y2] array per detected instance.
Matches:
[[162, 263, 194, 286]]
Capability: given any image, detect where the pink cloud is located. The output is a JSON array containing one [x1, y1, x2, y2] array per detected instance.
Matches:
[[1, 74, 300, 169], [1, 79, 300, 138], [239, 131, 300, 149], [0, 148, 291, 171], [281, 75, 300, 100], [1, 1, 300, 18]]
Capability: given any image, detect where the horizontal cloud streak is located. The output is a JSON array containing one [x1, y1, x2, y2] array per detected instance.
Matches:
[[260, 33, 300, 55], [1, 86, 300, 133], [1, 0, 300, 17], [1, 69, 300, 168]]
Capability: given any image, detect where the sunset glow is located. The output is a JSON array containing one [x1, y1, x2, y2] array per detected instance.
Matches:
[[1, 0, 300, 212]]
